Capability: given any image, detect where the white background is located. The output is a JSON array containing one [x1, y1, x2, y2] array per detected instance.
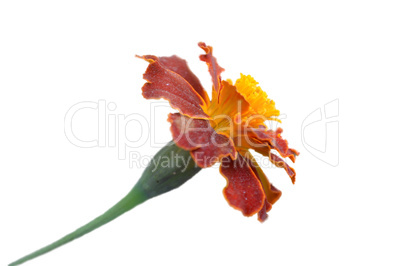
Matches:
[[1, 0, 402, 265]]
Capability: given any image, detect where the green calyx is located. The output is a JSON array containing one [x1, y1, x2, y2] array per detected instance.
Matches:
[[9, 141, 201, 266], [135, 140, 201, 199]]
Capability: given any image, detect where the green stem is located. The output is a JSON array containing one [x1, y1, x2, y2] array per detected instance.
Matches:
[[9, 141, 201, 266], [9, 186, 148, 266]]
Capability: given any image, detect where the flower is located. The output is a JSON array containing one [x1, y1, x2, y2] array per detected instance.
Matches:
[[137, 42, 299, 222], [9, 42, 300, 266]]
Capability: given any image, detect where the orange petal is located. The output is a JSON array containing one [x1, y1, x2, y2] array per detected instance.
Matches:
[[198, 42, 225, 93], [267, 183, 282, 204], [206, 80, 250, 134], [250, 126, 300, 163], [138, 55, 208, 119], [236, 133, 297, 185], [231, 134, 268, 155], [269, 153, 296, 184], [220, 154, 265, 217], [158, 55, 210, 103], [168, 113, 236, 168]]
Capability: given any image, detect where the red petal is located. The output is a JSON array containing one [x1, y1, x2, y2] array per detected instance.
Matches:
[[250, 126, 300, 163], [257, 200, 271, 223], [168, 113, 236, 168], [158, 55, 210, 103], [243, 154, 282, 204], [220, 154, 265, 217], [269, 153, 296, 184], [242, 153, 282, 222], [256, 184, 283, 222], [198, 42, 225, 93], [138, 55, 208, 119]]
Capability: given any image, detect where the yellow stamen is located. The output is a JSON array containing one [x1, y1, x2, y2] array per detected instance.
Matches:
[[234, 74, 280, 119]]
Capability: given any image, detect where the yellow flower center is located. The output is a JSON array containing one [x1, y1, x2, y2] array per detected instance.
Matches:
[[205, 74, 280, 139], [234, 74, 280, 119]]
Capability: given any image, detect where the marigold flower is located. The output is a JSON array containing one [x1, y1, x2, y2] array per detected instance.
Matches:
[[9, 42, 299, 266], [137, 42, 299, 221]]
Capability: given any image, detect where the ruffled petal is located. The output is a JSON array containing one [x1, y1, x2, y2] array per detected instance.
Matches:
[[234, 133, 297, 184], [250, 126, 300, 163], [220, 154, 265, 217], [168, 113, 236, 168], [198, 42, 225, 93], [267, 183, 282, 204], [256, 184, 282, 222], [206, 80, 251, 134], [158, 55, 210, 103], [257, 200, 270, 223], [269, 153, 296, 184], [138, 55, 208, 119], [242, 152, 282, 222]]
